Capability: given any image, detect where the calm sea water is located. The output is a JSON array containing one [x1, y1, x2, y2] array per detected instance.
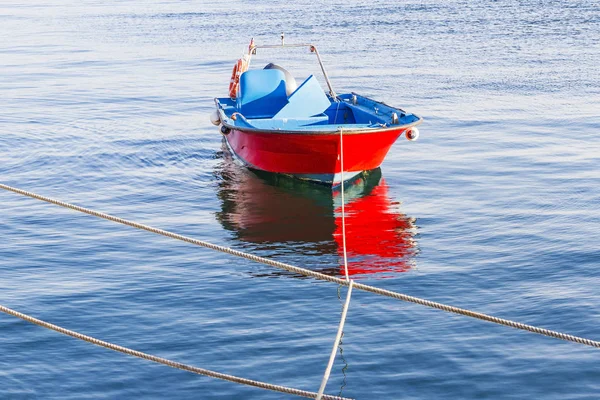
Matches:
[[1, 1, 599, 399]]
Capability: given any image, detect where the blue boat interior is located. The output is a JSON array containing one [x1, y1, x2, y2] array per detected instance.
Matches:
[[217, 66, 420, 131]]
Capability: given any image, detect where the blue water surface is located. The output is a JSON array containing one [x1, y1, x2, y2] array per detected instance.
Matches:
[[1, 1, 599, 399]]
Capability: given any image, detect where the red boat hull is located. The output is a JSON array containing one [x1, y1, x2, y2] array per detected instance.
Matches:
[[224, 126, 408, 184]]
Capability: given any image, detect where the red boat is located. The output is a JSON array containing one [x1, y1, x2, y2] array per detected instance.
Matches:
[[212, 38, 423, 186]]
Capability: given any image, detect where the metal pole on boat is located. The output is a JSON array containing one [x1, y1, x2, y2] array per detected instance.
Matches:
[[310, 45, 338, 100], [249, 40, 339, 100]]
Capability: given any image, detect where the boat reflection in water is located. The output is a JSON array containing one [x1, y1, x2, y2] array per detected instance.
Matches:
[[215, 146, 418, 277], [332, 178, 417, 276]]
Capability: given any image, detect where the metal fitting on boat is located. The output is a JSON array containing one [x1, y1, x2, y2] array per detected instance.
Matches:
[[391, 112, 399, 124], [210, 110, 221, 126], [220, 125, 231, 135], [406, 127, 419, 141]]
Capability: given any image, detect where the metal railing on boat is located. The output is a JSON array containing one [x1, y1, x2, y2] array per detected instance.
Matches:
[[248, 41, 338, 99]]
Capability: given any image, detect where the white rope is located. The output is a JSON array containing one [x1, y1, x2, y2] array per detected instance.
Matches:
[[2, 182, 600, 348], [0, 304, 350, 400], [338, 127, 349, 281], [316, 281, 354, 400], [324, 125, 351, 399]]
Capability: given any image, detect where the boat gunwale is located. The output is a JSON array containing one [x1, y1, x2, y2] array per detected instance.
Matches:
[[214, 98, 423, 136]]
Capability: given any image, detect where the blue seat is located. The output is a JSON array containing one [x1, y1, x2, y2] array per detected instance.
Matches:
[[274, 75, 331, 119], [236, 69, 288, 118]]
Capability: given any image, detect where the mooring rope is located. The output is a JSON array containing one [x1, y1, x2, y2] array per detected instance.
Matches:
[[0, 304, 351, 400], [322, 126, 351, 398], [338, 127, 350, 281], [1, 182, 599, 349], [316, 281, 354, 400]]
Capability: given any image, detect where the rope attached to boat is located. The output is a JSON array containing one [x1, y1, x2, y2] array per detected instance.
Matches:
[[0, 304, 350, 400], [1, 182, 599, 346], [314, 126, 353, 398], [316, 281, 354, 399], [338, 127, 350, 282]]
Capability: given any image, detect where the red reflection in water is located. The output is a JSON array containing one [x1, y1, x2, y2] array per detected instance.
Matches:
[[334, 179, 416, 276], [216, 148, 417, 277]]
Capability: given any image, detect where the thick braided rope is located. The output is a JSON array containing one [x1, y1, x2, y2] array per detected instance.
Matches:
[[1, 183, 599, 348], [0, 304, 350, 400]]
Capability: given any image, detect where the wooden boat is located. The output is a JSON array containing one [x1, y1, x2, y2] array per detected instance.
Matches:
[[212, 38, 423, 186]]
